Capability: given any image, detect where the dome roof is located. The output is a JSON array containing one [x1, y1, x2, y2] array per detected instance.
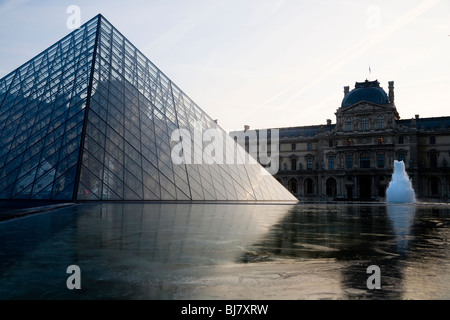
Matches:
[[341, 80, 389, 108]]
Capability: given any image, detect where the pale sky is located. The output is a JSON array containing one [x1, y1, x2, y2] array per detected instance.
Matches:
[[0, 0, 449, 132]]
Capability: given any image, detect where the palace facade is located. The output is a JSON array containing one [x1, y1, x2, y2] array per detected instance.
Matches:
[[231, 79, 450, 201]]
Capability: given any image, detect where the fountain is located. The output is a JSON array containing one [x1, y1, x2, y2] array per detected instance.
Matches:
[[386, 160, 416, 203]]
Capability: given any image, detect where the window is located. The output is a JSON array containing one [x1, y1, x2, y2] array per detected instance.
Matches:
[[430, 136, 436, 145], [398, 136, 404, 144], [328, 155, 335, 170], [329, 140, 333, 147], [376, 116, 384, 129], [430, 153, 437, 168], [360, 152, 370, 168], [346, 155, 353, 169], [326, 178, 337, 197], [377, 137, 383, 145], [345, 119, 352, 131], [430, 177, 439, 195], [306, 157, 313, 170], [307, 142, 312, 151], [361, 117, 368, 131], [291, 143, 296, 151], [377, 153, 385, 168], [291, 158, 297, 171], [346, 138, 352, 146], [305, 178, 314, 194], [398, 153, 405, 162], [288, 179, 298, 194]]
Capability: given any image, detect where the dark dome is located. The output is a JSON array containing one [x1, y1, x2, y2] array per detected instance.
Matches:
[[341, 80, 389, 108]]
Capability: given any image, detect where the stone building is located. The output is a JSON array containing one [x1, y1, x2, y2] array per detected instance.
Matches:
[[231, 79, 450, 201]]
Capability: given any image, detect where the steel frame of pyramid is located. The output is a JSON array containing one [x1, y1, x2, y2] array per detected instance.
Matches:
[[0, 14, 297, 202]]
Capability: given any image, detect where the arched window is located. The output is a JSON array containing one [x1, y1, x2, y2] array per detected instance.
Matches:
[[288, 179, 298, 194], [398, 136, 404, 144], [430, 177, 440, 195], [304, 178, 314, 195], [326, 178, 337, 197]]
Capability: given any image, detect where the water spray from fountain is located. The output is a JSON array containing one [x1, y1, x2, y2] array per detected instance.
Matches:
[[386, 160, 416, 203]]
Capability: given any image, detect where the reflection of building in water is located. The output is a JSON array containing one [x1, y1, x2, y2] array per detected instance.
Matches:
[[1, 202, 450, 299], [238, 204, 396, 260], [401, 206, 450, 299], [231, 80, 450, 201], [237, 204, 411, 299], [237, 203, 450, 299]]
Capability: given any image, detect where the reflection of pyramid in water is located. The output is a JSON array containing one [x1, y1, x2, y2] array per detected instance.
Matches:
[[0, 14, 296, 202]]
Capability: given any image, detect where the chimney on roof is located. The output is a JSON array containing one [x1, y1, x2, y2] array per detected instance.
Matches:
[[244, 125, 250, 131], [415, 114, 420, 119], [344, 86, 349, 96], [327, 119, 332, 125], [388, 81, 395, 104]]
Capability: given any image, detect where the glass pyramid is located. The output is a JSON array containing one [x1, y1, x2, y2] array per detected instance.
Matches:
[[0, 14, 297, 202]]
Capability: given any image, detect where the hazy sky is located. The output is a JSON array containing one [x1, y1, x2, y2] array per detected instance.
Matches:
[[0, 0, 449, 132]]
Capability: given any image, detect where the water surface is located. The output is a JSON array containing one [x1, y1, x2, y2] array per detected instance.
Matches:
[[1, 202, 449, 299]]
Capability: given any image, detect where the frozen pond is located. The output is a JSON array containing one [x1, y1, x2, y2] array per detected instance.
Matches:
[[1, 202, 450, 299]]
